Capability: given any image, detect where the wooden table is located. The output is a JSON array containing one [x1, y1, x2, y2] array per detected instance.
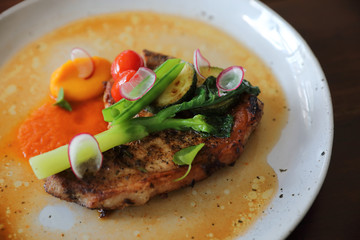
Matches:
[[260, 1, 360, 239], [1, 0, 359, 239]]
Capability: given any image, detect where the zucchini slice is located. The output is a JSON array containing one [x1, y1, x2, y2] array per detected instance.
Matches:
[[196, 66, 223, 87], [150, 62, 197, 111]]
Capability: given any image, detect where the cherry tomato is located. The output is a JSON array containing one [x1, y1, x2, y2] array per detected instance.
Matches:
[[111, 70, 136, 102], [111, 50, 144, 82]]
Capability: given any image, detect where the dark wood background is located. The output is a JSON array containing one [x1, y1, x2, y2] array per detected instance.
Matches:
[[1, 0, 359, 239]]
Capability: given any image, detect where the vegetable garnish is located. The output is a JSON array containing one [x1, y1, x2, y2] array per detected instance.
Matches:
[[29, 69, 259, 179], [70, 47, 95, 79], [29, 49, 261, 180], [173, 143, 205, 182], [68, 133, 103, 179], [216, 66, 245, 97], [103, 59, 185, 124], [111, 50, 144, 82], [119, 67, 156, 101], [111, 70, 136, 102], [193, 48, 211, 80], [53, 87, 72, 111]]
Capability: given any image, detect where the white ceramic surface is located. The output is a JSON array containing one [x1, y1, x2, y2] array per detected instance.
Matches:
[[0, 0, 333, 239]]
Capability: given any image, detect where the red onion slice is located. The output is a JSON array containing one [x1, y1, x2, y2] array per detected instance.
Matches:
[[193, 48, 211, 79], [70, 47, 95, 79], [119, 67, 156, 101], [68, 133, 103, 179], [216, 66, 245, 97]]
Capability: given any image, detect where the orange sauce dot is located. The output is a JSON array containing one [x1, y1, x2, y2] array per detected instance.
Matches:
[[17, 97, 108, 158]]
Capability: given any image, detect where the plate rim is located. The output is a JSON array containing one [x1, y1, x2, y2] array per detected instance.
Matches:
[[0, 0, 334, 239]]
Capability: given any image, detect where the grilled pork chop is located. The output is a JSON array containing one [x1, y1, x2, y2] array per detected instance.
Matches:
[[44, 51, 264, 210]]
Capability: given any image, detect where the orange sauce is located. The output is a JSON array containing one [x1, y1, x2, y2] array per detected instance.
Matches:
[[17, 97, 108, 158], [50, 57, 112, 101]]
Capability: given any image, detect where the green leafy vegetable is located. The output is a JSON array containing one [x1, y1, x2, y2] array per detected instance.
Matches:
[[173, 143, 205, 181], [202, 114, 234, 138], [53, 88, 72, 111], [190, 76, 260, 115]]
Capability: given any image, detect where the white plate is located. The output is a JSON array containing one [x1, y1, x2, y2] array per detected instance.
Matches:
[[0, 0, 333, 239]]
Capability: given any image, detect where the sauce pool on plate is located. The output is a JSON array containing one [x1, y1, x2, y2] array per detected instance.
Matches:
[[17, 97, 108, 158], [0, 12, 288, 240]]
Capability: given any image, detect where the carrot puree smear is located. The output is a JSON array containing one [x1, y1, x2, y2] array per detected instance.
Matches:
[[17, 96, 108, 158]]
